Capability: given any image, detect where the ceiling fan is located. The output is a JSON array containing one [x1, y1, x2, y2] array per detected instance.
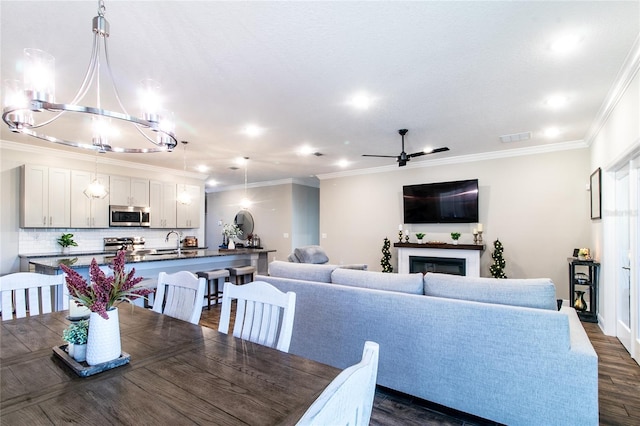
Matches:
[[362, 129, 449, 167]]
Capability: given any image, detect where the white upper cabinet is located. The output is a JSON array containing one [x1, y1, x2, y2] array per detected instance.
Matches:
[[176, 184, 201, 228], [21, 165, 71, 228], [149, 180, 177, 228], [109, 175, 149, 207], [70, 170, 109, 228]]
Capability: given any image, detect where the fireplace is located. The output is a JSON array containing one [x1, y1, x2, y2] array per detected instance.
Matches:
[[395, 243, 484, 277], [410, 256, 465, 276]]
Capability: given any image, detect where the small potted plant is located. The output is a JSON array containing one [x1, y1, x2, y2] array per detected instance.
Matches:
[[57, 233, 78, 255], [415, 232, 426, 244], [450, 232, 461, 245], [62, 320, 89, 362], [223, 223, 242, 249]]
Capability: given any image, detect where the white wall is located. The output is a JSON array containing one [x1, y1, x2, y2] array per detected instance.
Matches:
[[318, 148, 591, 299], [0, 142, 206, 274], [590, 67, 640, 333], [206, 183, 294, 263]]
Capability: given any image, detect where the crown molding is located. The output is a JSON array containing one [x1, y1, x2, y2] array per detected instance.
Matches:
[[584, 33, 640, 146], [0, 139, 208, 180], [316, 139, 588, 180], [207, 176, 320, 193]]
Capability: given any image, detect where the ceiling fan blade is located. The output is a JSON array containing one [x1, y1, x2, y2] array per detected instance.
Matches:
[[408, 146, 450, 158], [428, 147, 450, 154], [362, 154, 399, 158]]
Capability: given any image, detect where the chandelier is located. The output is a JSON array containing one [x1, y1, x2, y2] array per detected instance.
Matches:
[[2, 0, 177, 153]]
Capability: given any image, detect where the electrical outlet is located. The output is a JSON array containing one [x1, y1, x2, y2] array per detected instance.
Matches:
[[322, 233, 327, 239], [218, 220, 222, 226], [283, 233, 289, 238]]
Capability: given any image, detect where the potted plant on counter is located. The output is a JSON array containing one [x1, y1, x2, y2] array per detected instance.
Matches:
[[415, 232, 425, 244], [57, 233, 78, 255], [223, 223, 242, 249], [450, 232, 461, 245]]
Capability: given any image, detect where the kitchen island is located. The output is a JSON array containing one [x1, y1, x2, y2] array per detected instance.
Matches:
[[26, 248, 275, 278]]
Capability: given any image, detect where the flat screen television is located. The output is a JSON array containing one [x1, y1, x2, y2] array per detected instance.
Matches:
[[403, 179, 479, 224]]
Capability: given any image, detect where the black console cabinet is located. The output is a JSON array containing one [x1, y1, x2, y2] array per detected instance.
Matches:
[[568, 258, 600, 323]]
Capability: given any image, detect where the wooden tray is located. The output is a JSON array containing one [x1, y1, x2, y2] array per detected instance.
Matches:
[[52, 345, 130, 377]]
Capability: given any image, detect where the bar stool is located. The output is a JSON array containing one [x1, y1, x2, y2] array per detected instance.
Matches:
[[196, 269, 230, 309], [226, 265, 256, 285], [139, 278, 158, 308]]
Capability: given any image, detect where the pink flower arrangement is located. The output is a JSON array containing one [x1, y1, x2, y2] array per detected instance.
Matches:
[[60, 250, 154, 319]]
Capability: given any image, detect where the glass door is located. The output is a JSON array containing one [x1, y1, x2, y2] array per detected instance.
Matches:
[[614, 155, 640, 364], [615, 169, 631, 352]]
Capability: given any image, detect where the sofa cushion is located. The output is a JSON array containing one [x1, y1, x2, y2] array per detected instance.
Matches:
[[293, 245, 330, 264], [268, 260, 336, 283], [331, 268, 424, 294], [337, 264, 368, 271], [423, 272, 557, 310]]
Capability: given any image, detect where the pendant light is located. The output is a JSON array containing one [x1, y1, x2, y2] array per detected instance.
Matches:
[[83, 154, 109, 199], [240, 157, 251, 209], [176, 141, 192, 205]]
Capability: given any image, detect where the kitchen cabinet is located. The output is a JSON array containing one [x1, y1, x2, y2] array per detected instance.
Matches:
[[176, 184, 201, 228], [70, 170, 109, 228], [109, 175, 149, 206], [21, 165, 70, 228], [149, 180, 177, 228]]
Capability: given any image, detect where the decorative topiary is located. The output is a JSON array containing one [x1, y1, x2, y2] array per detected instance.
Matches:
[[381, 238, 393, 273], [490, 239, 507, 278]]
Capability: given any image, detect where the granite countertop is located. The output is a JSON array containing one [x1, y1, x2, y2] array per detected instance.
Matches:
[[27, 248, 275, 270]]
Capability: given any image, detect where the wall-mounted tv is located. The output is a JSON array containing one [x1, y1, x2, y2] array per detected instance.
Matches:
[[403, 179, 479, 224]]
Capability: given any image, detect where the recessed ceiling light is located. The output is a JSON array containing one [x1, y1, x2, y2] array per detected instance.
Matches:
[[337, 159, 350, 168], [242, 124, 264, 137], [347, 92, 375, 110], [546, 95, 568, 108], [298, 145, 314, 156], [544, 127, 561, 138], [196, 165, 209, 173], [234, 156, 249, 166], [207, 179, 218, 186], [550, 34, 581, 53]]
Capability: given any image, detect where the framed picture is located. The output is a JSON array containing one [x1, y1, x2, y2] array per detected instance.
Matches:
[[590, 168, 601, 219]]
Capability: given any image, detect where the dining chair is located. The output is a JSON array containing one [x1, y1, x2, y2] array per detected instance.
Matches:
[[152, 271, 206, 325], [218, 280, 296, 353], [0, 272, 67, 321], [296, 341, 380, 426]]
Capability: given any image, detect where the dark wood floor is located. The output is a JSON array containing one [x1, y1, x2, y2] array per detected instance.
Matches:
[[199, 307, 640, 425]]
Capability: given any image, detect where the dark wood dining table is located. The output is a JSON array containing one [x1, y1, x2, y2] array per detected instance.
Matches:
[[1, 305, 340, 425]]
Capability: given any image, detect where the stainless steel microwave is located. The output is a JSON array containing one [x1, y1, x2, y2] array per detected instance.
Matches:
[[109, 205, 150, 227]]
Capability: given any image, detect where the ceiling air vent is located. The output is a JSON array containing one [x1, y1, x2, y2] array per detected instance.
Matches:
[[499, 131, 531, 143]]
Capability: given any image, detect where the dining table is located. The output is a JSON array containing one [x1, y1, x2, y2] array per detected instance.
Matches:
[[0, 305, 340, 425]]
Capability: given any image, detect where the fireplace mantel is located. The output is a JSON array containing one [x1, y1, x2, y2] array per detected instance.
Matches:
[[395, 243, 485, 277]]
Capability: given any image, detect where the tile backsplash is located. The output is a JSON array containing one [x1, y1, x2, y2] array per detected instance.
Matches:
[[19, 228, 199, 255]]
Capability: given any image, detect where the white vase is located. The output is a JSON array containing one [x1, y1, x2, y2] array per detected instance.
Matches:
[[228, 239, 235, 250], [62, 246, 70, 255], [86, 308, 121, 366], [452, 240, 458, 245], [73, 343, 87, 362]]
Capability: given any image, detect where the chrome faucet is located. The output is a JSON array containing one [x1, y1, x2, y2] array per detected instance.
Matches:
[[165, 230, 181, 255]]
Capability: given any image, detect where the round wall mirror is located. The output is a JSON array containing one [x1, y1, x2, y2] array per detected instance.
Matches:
[[234, 210, 254, 238]]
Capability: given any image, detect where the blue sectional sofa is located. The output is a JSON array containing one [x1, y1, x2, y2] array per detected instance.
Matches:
[[257, 261, 598, 426]]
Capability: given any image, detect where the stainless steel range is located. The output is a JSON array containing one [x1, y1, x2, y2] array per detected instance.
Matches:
[[103, 237, 147, 253]]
